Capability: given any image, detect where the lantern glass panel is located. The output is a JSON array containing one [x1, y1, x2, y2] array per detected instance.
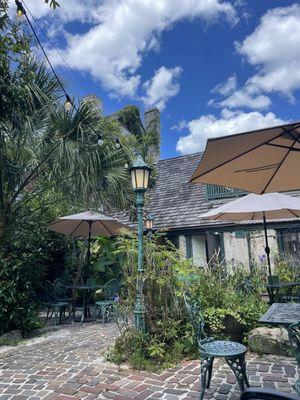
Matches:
[[145, 219, 153, 230]]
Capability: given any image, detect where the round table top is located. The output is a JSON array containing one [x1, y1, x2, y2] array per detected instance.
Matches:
[[64, 284, 104, 290], [265, 281, 300, 289]]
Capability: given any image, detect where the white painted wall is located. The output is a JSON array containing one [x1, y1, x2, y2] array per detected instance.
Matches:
[[178, 235, 186, 258], [176, 228, 279, 273], [248, 229, 278, 273], [223, 231, 250, 271], [223, 229, 279, 272], [191, 235, 207, 267]]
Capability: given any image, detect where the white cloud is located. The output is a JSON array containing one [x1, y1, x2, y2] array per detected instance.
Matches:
[[142, 66, 182, 111], [209, 75, 271, 110], [34, 0, 238, 98], [236, 4, 300, 97], [211, 75, 237, 96], [176, 110, 286, 154], [220, 88, 271, 109], [171, 119, 188, 131]]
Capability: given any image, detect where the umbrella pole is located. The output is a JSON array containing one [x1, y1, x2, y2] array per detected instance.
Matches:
[[263, 213, 272, 275], [86, 221, 92, 283]]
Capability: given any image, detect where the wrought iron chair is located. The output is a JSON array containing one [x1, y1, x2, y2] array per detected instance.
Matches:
[[95, 279, 121, 323], [288, 322, 300, 395], [44, 281, 69, 326], [53, 278, 74, 319], [184, 293, 249, 400], [240, 388, 299, 400]]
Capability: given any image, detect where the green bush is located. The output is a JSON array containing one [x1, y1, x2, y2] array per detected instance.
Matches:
[[108, 232, 197, 371], [109, 234, 268, 370], [0, 198, 69, 335]]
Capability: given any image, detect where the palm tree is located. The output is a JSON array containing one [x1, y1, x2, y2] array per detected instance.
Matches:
[[0, 54, 132, 237]]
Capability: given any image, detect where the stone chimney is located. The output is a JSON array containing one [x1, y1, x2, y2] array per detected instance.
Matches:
[[144, 107, 160, 160]]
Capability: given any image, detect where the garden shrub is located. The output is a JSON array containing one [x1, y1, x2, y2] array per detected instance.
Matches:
[[0, 198, 69, 335], [108, 232, 197, 371], [108, 233, 268, 371]]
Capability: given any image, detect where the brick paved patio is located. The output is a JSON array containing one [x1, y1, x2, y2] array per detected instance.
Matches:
[[0, 323, 298, 400]]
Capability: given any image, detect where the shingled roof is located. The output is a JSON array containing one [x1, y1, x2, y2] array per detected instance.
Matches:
[[146, 152, 228, 230], [108, 152, 300, 232]]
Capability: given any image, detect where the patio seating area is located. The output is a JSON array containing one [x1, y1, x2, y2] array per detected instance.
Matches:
[[3, 2, 300, 399], [0, 323, 298, 400]]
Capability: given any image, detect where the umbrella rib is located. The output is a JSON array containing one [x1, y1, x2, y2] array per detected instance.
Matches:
[[214, 213, 225, 221], [283, 128, 300, 145], [262, 138, 297, 193], [100, 221, 115, 236], [69, 221, 84, 236], [235, 163, 279, 174], [287, 209, 299, 218], [266, 143, 300, 151], [191, 123, 300, 181]]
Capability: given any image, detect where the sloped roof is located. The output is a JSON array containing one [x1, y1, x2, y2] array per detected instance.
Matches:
[[146, 152, 229, 230], [108, 152, 300, 232]]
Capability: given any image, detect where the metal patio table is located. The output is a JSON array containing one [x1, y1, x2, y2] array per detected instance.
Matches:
[[65, 284, 105, 324], [265, 281, 300, 304], [259, 303, 300, 394], [259, 303, 300, 327]]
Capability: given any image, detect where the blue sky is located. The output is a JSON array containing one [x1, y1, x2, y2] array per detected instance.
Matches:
[[13, 0, 300, 159]]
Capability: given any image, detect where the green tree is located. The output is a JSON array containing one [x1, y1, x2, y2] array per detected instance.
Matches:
[[0, 2, 133, 237]]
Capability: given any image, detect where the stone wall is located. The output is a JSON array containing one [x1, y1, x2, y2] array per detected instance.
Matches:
[[223, 231, 250, 271], [177, 228, 279, 271]]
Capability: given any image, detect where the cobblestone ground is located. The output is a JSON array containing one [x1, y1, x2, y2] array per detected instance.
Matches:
[[0, 323, 298, 400]]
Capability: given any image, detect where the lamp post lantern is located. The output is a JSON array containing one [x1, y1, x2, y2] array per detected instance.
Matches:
[[145, 214, 154, 231], [145, 214, 154, 239], [129, 155, 152, 332]]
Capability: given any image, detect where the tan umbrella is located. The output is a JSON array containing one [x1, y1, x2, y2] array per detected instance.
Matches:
[[199, 192, 300, 274], [48, 211, 129, 281], [190, 121, 300, 194]]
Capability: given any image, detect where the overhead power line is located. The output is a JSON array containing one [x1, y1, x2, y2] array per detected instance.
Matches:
[[22, 0, 91, 95], [14, 0, 122, 148]]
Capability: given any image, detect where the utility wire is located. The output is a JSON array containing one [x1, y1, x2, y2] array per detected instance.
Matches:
[[22, 0, 91, 95], [15, 0, 67, 97], [15, 0, 110, 143]]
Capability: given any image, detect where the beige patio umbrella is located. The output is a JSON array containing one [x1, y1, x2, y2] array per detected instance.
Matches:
[[199, 192, 300, 274], [190, 121, 300, 194], [48, 211, 129, 281]]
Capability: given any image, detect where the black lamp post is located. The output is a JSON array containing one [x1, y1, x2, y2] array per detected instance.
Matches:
[[129, 155, 152, 332]]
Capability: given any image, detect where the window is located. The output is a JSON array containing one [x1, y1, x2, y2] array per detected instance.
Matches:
[[168, 235, 179, 249], [278, 229, 300, 261]]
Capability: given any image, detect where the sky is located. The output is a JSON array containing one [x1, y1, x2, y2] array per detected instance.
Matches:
[[10, 0, 300, 159]]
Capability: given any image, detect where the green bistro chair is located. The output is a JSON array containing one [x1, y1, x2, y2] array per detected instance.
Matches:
[[53, 278, 75, 319], [266, 275, 281, 304], [288, 321, 300, 395], [184, 293, 249, 400], [44, 281, 69, 326], [95, 279, 121, 323]]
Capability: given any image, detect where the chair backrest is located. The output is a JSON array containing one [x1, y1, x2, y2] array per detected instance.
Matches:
[[104, 278, 121, 300], [53, 278, 69, 300], [183, 292, 205, 342], [267, 275, 279, 285], [45, 281, 57, 303], [288, 321, 300, 366], [240, 388, 299, 400]]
